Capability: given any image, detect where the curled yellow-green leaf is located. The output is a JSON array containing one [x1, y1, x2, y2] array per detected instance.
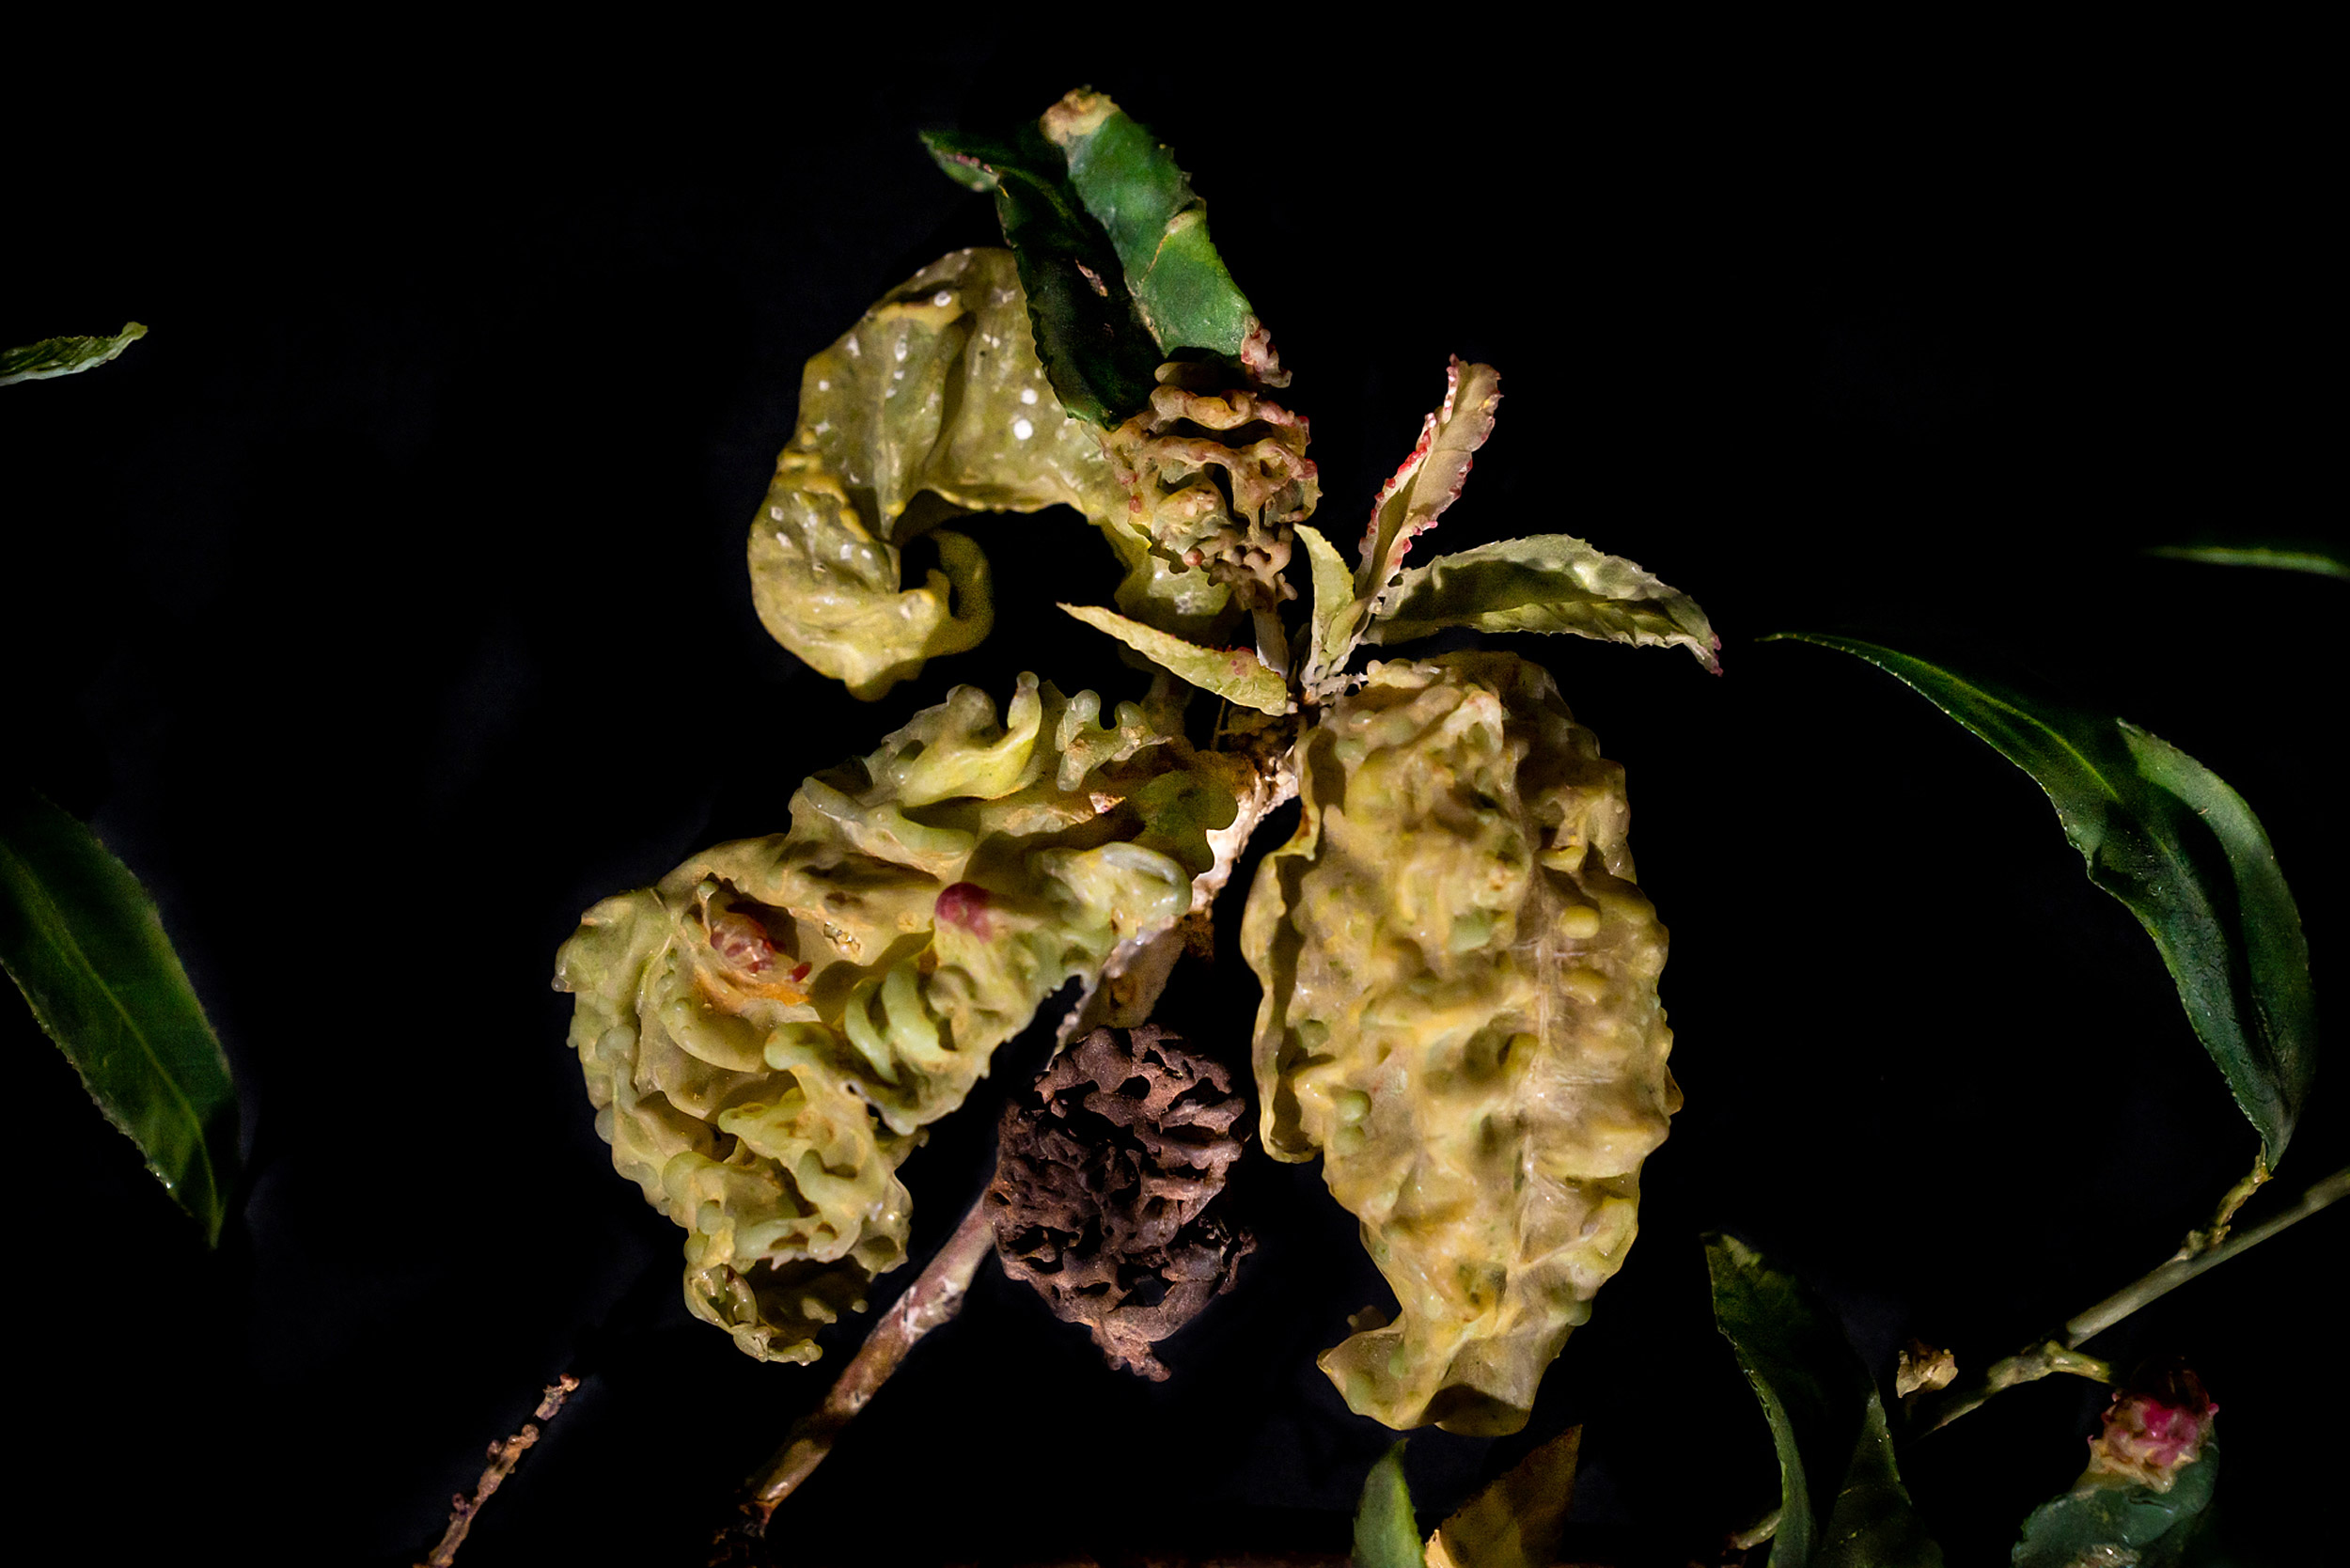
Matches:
[[556, 674, 1238, 1361], [747, 248, 1226, 699]]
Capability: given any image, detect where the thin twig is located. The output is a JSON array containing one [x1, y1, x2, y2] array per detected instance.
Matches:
[[1909, 1341, 2113, 1435], [2168, 1155, 2269, 1263], [738, 1195, 999, 1534], [420, 1373, 580, 1567], [2064, 1162, 2348, 1347], [1911, 1163, 2348, 1435]]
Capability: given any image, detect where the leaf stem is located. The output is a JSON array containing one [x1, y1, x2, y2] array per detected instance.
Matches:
[[1911, 1163, 2347, 1435], [2064, 1162, 2347, 1348], [1910, 1342, 2114, 1435], [736, 1196, 998, 1535]]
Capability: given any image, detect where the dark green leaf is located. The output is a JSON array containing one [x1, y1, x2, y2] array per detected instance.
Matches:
[[1, 321, 146, 385], [1059, 603, 1290, 713], [1354, 1440, 1425, 1568], [1, 784, 238, 1243], [2146, 544, 2350, 580], [1363, 532, 1720, 672], [1705, 1233, 1943, 1568], [919, 126, 1160, 425], [1042, 89, 1260, 360], [2013, 1431, 2219, 1568], [1769, 635, 2316, 1165]]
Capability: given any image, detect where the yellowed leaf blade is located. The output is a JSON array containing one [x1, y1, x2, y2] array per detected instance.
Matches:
[[1059, 603, 1290, 713], [1425, 1427, 1580, 1568]]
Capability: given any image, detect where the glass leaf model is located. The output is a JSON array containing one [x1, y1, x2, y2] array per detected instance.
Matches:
[[1244, 653, 1680, 1433], [746, 247, 1232, 700], [572, 90, 1713, 1427], [556, 677, 1242, 1361]]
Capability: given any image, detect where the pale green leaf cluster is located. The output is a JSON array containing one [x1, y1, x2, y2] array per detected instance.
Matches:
[[1243, 654, 1680, 1433], [1298, 360, 1716, 701], [555, 675, 1239, 1362]]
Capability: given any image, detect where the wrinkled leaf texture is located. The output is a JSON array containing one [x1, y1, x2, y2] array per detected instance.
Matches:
[[1354, 1441, 1426, 1568], [1, 321, 146, 385], [1059, 603, 1289, 713], [1, 785, 238, 1243], [1773, 635, 2316, 1166], [1705, 1233, 1943, 1568]]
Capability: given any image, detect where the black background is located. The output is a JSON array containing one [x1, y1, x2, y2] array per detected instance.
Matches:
[[5, 37, 2340, 1568]]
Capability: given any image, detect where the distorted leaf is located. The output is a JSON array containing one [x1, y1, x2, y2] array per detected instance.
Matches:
[[1, 784, 238, 1243], [1364, 533, 1720, 672], [2146, 544, 2349, 580], [1355, 1440, 1426, 1568], [2013, 1377, 2219, 1568], [1425, 1427, 1579, 1568], [920, 127, 1160, 425], [1771, 635, 2316, 1165], [1705, 1233, 1943, 1568], [1, 321, 147, 385], [1042, 88, 1261, 362], [1295, 523, 1359, 698], [1355, 358, 1502, 617], [1059, 603, 1289, 713]]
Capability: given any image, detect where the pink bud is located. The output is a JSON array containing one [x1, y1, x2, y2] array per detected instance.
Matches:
[[934, 882, 995, 939], [706, 910, 776, 974], [2087, 1361, 2216, 1492]]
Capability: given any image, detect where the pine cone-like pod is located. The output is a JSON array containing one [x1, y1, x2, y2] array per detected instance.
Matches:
[[1241, 651, 1681, 1435], [556, 676, 1248, 1365], [1103, 362, 1320, 612], [988, 1024, 1254, 1380]]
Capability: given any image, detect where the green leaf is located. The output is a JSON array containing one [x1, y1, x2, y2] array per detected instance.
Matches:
[[1, 321, 147, 386], [1059, 603, 1290, 714], [1355, 358, 1502, 614], [1770, 635, 2317, 1165], [1042, 89, 1261, 361], [1363, 533, 1720, 672], [2146, 544, 2350, 580], [1, 784, 239, 1243], [1705, 1233, 1943, 1568], [919, 127, 1161, 426], [1354, 1440, 1426, 1568], [1295, 523, 1359, 698], [2013, 1430, 2219, 1568]]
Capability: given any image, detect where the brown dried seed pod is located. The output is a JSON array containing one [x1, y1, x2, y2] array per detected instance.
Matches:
[[986, 1025, 1254, 1380]]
